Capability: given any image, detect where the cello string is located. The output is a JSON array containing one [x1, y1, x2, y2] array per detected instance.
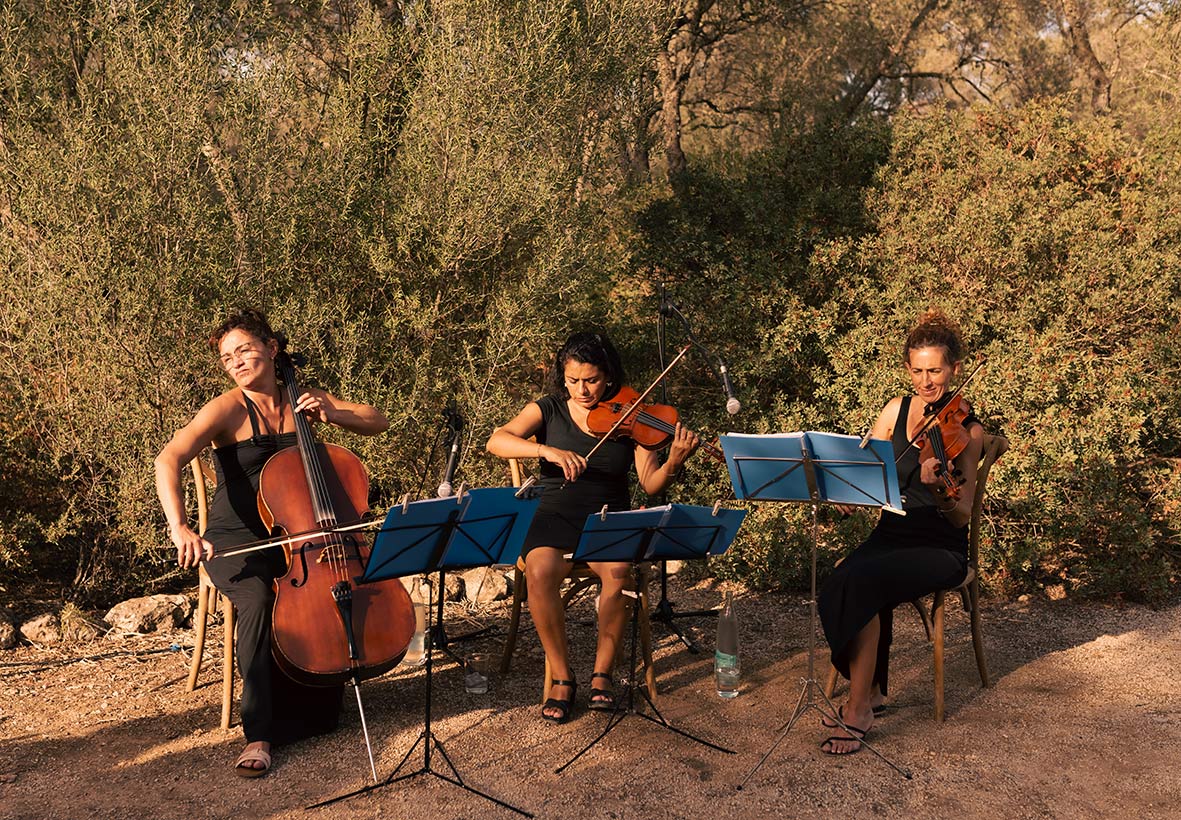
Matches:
[[286, 360, 351, 583]]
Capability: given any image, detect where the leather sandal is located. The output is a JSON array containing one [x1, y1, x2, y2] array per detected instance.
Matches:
[[588, 671, 616, 712], [541, 678, 577, 724]]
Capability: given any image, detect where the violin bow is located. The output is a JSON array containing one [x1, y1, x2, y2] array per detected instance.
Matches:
[[580, 344, 692, 464], [897, 359, 986, 464]]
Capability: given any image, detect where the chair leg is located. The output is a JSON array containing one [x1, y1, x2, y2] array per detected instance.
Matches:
[[221, 595, 235, 731], [500, 568, 526, 675], [187, 577, 212, 692], [968, 579, 991, 688], [824, 664, 840, 700], [638, 584, 657, 705], [933, 590, 946, 722], [542, 656, 553, 705], [914, 599, 933, 642]]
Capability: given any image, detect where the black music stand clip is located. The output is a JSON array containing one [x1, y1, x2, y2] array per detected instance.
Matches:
[[555, 503, 746, 774], [719, 432, 912, 784], [309, 487, 541, 816]]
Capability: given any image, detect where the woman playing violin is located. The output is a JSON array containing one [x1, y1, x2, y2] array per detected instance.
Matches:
[[487, 331, 700, 723], [817, 309, 985, 755], [153, 308, 389, 777]]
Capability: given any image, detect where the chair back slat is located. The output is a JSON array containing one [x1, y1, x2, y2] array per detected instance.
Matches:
[[968, 434, 1009, 567], [188, 448, 217, 535]]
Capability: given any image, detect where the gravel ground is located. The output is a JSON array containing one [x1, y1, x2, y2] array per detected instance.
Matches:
[[1, 576, 1179, 820]]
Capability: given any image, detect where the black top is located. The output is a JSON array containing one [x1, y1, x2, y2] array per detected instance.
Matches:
[[203, 395, 296, 554], [869, 394, 982, 554], [520, 394, 636, 553]]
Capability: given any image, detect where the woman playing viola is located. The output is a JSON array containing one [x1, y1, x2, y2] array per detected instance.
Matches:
[[817, 309, 985, 755], [153, 308, 389, 777], [487, 331, 700, 723]]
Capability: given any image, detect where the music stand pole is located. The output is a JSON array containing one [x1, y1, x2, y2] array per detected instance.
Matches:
[[734, 439, 912, 788]]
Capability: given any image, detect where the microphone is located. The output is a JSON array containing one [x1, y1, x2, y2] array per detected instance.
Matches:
[[437, 403, 464, 498], [719, 359, 741, 415], [437, 439, 460, 497]]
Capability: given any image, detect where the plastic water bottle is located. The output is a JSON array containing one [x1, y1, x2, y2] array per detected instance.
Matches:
[[404, 602, 427, 666], [714, 591, 740, 698]]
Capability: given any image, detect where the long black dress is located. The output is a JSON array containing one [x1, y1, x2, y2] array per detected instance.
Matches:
[[818, 396, 979, 695], [200, 395, 342, 745], [520, 393, 636, 557]]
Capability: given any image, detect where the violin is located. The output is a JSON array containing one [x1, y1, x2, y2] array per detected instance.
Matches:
[[916, 394, 973, 501], [258, 351, 415, 686], [586, 385, 725, 462]]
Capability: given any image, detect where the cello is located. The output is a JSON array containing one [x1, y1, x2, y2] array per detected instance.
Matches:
[[258, 351, 415, 687]]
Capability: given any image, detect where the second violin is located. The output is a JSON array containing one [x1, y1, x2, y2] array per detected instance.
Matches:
[[586, 385, 724, 462]]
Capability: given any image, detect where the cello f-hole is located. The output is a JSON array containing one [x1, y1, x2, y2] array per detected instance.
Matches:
[[290, 543, 311, 588]]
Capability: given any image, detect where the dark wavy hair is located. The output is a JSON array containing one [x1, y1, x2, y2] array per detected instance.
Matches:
[[546, 331, 625, 400], [207, 307, 287, 354], [903, 307, 964, 364]]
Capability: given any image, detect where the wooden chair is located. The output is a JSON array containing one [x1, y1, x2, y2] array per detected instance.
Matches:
[[184, 452, 237, 730], [825, 433, 1009, 721], [498, 454, 657, 704]]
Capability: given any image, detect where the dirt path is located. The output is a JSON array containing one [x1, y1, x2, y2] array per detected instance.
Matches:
[[1, 580, 1178, 820]]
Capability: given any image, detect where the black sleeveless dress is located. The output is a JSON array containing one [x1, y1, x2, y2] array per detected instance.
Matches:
[[520, 393, 636, 557], [200, 395, 342, 745], [818, 396, 979, 695]]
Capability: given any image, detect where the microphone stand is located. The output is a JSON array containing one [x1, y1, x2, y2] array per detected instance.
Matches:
[[652, 283, 729, 653], [427, 403, 498, 662]]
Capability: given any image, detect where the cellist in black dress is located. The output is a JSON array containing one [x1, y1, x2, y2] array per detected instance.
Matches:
[[487, 332, 701, 723], [817, 309, 985, 755], [154, 308, 390, 777]]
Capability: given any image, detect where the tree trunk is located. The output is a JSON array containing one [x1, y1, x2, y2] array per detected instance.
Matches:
[[839, 0, 945, 120], [655, 44, 687, 196], [1060, 0, 1111, 114]]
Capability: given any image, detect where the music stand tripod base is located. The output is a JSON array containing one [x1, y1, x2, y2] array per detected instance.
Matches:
[[555, 504, 746, 774], [720, 432, 912, 784], [308, 489, 539, 816]]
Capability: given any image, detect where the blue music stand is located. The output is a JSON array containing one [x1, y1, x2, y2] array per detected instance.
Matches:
[[720, 432, 912, 783], [556, 503, 746, 774], [310, 486, 540, 816]]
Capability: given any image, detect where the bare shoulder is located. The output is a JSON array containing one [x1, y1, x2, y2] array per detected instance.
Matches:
[[197, 388, 247, 443], [872, 396, 903, 439]]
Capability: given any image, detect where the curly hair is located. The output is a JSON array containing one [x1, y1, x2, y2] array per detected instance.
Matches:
[[546, 331, 625, 400], [207, 307, 286, 354], [903, 308, 964, 364]]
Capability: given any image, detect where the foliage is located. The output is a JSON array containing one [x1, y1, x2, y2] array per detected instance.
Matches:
[[0, 0, 658, 604], [1, 2, 1179, 606]]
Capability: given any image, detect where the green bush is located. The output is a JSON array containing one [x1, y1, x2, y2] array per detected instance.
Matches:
[[1, 2, 1177, 606]]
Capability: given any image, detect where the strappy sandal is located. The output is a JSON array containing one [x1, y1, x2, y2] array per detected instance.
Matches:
[[820, 722, 870, 756], [821, 704, 887, 729], [541, 678, 577, 724], [588, 671, 616, 712], [234, 746, 272, 778]]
